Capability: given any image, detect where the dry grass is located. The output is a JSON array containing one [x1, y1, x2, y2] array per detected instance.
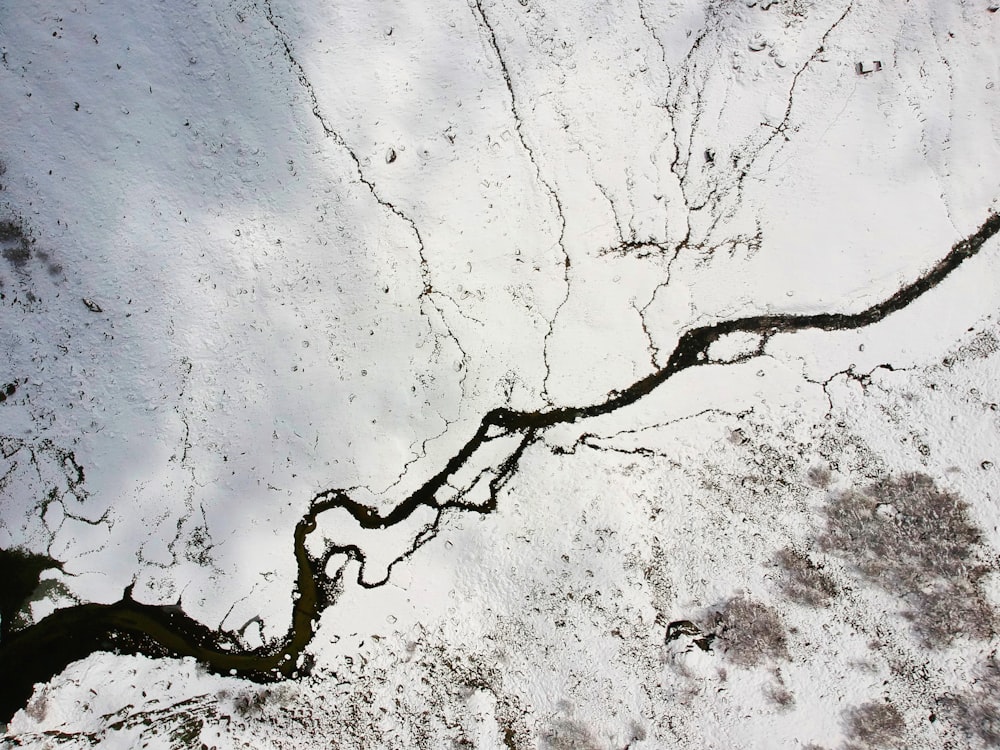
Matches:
[[774, 547, 838, 607], [807, 464, 833, 488], [843, 702, 905, 749], [819, 473, 993, 646], [539, 718, 601, 750], [940, 657, 1000, 747]]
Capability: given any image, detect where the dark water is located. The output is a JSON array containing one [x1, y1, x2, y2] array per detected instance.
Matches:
[[2, 212, 998, 725]]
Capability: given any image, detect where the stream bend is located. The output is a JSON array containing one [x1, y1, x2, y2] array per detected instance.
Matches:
[[1, 212, 998, 725]]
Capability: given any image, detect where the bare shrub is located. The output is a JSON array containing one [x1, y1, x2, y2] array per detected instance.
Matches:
[[626, 721, 646, 744], [702, 596, 788, 667], [774, 548, 838, 607], [226, 685, 296, 719], [0, 221, 20, 242], [807, 464, 833, 488], [943, 329, 999, 364], [819, 473, 993, 646], [0, 220, 29, 268], [843, 702, 904, 749], [764, 681, 795, 710], [539, 718, 601, 750]]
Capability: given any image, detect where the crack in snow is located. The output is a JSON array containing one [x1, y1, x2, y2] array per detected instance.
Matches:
[[469, 0, 570, 405], [257, 0, 466, 361]]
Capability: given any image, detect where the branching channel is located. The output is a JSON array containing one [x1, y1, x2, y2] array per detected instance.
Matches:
[[1, 213, 998, 724]]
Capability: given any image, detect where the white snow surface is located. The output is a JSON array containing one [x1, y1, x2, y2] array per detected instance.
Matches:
[[1, 0, 1000, 747]]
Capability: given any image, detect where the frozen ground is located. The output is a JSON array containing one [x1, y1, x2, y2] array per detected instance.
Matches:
[[1, 0, 1000, 747]]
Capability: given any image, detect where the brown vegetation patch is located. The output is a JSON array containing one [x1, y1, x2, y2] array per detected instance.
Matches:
[[774, 547, 839, 607], [702, 596, 788, 667], [819, 473, 993, 646]]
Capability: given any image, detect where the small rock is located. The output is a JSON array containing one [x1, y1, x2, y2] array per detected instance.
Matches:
[[748, 35, 767, 52], [665, 620, 714, 652], [385, 147, 397, 164], [82, 298, 103, 313]]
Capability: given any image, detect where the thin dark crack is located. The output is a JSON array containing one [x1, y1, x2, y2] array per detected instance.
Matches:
[[424, 294, 472, 396], [749, 2, 854, 169], [660, 3, 853, 256], [807, 362, 907, 414], [633, 299, 661, 370], [553, 406, 755, 457], [376, 414, 453, 497], [2, 181, 997, 722], [257, 0, 461, 356], [637, 0, 667, 66], [599, 240, 676, 259], [595, 181, 627, 245], [469, 0, 570, 404], [635, 245, 681, 367], [541, 249, 572, 405]]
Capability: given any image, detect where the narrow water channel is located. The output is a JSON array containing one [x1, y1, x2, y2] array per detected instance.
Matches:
[[2, 212, 998, 725]]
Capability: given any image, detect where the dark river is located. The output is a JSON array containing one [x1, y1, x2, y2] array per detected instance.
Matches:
[[2, 212, 998, 725]]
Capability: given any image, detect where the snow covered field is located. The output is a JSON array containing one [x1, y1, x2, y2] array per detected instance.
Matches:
[[2, 0, 1000, 747]]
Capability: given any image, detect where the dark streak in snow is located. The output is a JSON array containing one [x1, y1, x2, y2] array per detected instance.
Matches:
[[1, 212, 998, 724]]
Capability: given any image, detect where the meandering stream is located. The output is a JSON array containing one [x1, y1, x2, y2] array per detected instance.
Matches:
[[2, 212, 998, 725]]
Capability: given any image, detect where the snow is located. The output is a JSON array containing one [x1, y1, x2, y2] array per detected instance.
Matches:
[[2, 0, 1000, 747]]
